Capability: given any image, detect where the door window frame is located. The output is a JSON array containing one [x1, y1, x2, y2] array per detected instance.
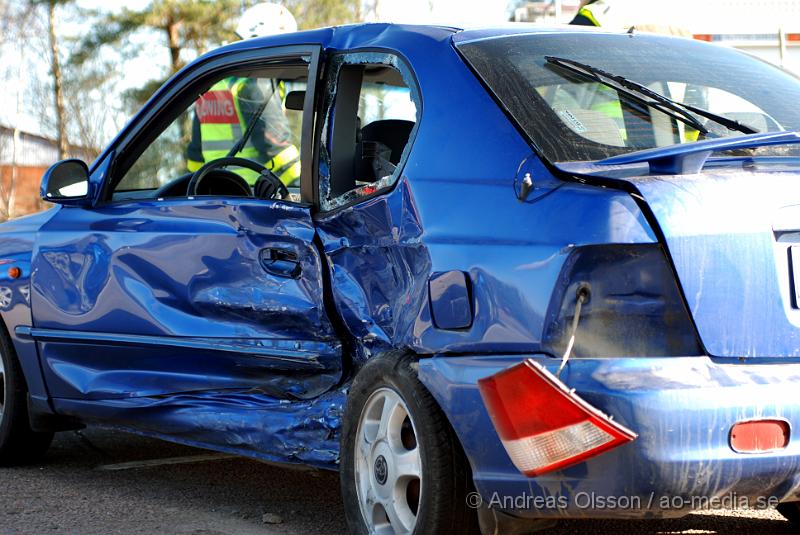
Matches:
[[312, 50, 422, 215], [89, 45, 322, 207]]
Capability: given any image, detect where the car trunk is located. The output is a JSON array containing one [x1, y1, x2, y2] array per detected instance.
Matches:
[[568, 162, 800, 358]]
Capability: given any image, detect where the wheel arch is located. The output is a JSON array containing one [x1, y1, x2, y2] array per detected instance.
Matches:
[[343, 349, 479, 482], [339, 348, 481, 534]]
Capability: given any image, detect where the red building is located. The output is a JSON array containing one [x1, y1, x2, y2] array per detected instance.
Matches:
[[0, 125, 97, 220]]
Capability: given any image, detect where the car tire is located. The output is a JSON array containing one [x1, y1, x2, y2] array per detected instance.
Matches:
[[778, 502, 800, 527], [340, 351, 480, 535], [0, 327, 53, 465]]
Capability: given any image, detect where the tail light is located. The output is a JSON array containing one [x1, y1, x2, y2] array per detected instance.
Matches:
[[478, 359, 636, 477]]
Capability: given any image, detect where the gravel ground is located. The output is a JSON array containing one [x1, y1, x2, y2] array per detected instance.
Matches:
[[0, 427, 794, 534]]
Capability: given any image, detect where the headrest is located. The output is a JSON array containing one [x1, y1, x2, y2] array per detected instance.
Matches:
[[285, 90, 305, 111], [360, 120, 415, 164]]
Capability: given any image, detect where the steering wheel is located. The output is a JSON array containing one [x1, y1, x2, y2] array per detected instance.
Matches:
[[187, 157, 289, 200]]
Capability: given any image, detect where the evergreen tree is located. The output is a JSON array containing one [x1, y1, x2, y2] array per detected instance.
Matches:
[[73, 0, 241, 106]]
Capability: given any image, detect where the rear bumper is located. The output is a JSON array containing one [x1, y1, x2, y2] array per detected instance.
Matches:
[[418, 355, 800, 519]]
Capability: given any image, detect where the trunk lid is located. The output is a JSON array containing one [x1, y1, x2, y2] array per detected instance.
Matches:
[[561, 137, 800, 358]]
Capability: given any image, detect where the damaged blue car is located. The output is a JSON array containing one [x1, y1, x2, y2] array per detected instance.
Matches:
[[3, 22, 800, 534]]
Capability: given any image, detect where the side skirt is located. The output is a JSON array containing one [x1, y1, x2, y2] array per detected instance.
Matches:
[[50, 386, 348, 469]]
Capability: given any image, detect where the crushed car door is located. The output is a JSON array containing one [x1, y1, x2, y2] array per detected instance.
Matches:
[[28, 46, 342, 401]]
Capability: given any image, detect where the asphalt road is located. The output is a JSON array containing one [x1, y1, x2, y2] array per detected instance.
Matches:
[[0, 427, 795, 535]]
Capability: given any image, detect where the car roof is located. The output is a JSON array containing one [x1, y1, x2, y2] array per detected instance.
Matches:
[[212, 22, 635, 57], [217, 23, 459, 55]]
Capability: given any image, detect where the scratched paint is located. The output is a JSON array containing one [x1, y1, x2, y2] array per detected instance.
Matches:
[[420, 354, 800, 519], [54, 386, 347, 468], [560, 161, 800, 358]]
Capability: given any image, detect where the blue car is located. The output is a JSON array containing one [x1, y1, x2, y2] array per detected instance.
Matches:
[[2, 22, 800, 534]]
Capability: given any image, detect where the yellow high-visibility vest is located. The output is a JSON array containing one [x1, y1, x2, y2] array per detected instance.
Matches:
[[188, 78, 301, 186], [576, 4, 603, 26]]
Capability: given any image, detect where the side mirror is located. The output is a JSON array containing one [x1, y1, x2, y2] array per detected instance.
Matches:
[[40, 159, 91, 206]]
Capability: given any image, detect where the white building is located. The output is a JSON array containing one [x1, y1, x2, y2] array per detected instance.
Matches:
[[515, 0, 800, 72], [687, 0, 800, 72]]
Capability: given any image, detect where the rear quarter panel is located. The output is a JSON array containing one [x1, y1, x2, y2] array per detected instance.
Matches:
[[315, 31, 658, 360]]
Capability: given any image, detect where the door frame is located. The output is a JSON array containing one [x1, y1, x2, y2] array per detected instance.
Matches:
[[27, 42, 344, 402], [86, 44, 324, 207]]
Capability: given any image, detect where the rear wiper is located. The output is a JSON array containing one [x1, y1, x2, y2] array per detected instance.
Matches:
[[544, 56, 758, 136]]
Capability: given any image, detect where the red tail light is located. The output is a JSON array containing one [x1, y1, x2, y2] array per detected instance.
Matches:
[[478, 360, 637, 477]]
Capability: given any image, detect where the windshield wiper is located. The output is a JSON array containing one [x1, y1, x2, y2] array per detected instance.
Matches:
[[544, 56, 758, 136]]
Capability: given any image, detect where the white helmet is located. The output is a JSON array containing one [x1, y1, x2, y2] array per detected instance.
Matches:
[[235, 3, 298, 40]]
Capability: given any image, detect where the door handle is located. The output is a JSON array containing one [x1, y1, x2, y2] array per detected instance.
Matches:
[[259, 247, 302, 279]]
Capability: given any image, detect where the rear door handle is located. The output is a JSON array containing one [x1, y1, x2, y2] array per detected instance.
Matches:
[[259, 247, 302, 279]]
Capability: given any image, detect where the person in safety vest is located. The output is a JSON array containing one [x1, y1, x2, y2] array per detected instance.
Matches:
[[568, 2, 628, 139], [186, 3, 301, 186], [571, 0, 608, 26]]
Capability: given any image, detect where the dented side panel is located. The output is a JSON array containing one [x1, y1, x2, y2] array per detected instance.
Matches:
[[315, 35, 658, 359], [317, 174, 658, 359], [31, 198, 341, 400], [52, 386, 346, 468], [0, 208, 60, 406]]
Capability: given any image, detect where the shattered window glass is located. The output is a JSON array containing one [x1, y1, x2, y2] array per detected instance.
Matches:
[[319, 53, 419, 212]]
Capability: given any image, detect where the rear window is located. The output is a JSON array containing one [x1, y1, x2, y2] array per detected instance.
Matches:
[[457, 33, 800, 162]]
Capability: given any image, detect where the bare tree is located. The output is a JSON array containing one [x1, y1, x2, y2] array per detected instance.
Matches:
[[283, 0, 363, 29], [62, 60, 119, 160], [0, 1, 9, 43], [49, 1, 67, 159], [74, 0, 240, 80], [0, 1, 108, 219], [41, 0, 70, 159], [0, 1, 40, 220]]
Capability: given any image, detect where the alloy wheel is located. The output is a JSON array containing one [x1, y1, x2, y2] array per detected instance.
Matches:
[[354, 387, 422, 534]]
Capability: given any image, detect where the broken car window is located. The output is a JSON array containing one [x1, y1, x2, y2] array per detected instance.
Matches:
[[318, 53, 419, 212]]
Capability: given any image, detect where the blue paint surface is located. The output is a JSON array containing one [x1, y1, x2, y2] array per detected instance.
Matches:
[[561, 159, 800, 358], [30, 198, 341, 401], [55, 387, 347, 468], [0, 24, 798, 521], [428, 271, 473, 330], [419, 354, 800, 518]]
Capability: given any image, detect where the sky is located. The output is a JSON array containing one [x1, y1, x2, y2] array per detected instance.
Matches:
[[372, 0, 510, 26], [76, 0, 513, 26], [4, 0, 800, 141], [0, 0, 514, 137]]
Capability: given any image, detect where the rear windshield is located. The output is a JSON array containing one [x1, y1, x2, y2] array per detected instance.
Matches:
[[457, 33, 800, 162]]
